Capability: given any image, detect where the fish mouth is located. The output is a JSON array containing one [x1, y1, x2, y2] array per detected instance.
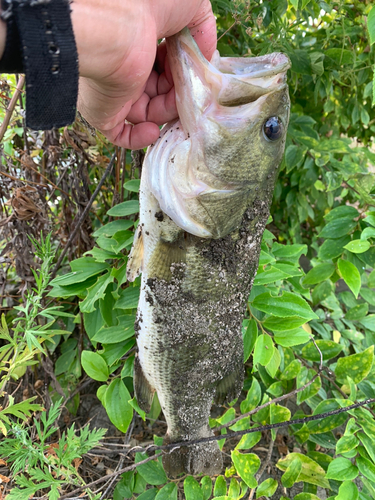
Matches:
[[167, 27, 291, 112]]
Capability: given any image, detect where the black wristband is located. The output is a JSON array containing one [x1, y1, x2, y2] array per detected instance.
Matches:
[[0, 0, 79, 130]]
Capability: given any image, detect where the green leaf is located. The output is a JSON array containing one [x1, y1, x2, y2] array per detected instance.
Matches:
[[240, 378, 262, 414], [155, 483, 177, 500], [338, 259, 361, 298], [344, 240, 371, 254], [256, 478, 277, 498], [274, 328, 311, 347], [252, 292, 318, 320], [357, 456, 375, 483], [115, 286, 140, 310], [285, 145, 305, 172], [183, 477, 203, 500], [345, 303, 368, 321], [324, 206, 359, 222], [254, 266, 293, 285], [294, 495, 321, 500], [80, 272, 115, 313], [307, 399, 351, 434], [200, 477, 212, 500], [136, 490, 158, 500], [296, 367, 321, 404], [81, 351, 108, 381], [107, 200, 140, 217], [50, 258, 109, 286], [243, 319, 258, 362], [135, 453, 167, 486], [213, 476, 227, 497], [270, 404, 291, 440], [281, 455, 302, 488], [325, 48, 354, 65], [266, 347, 281, 378], [290, 0, 299, 10], [319, 218, 357, 239], [124, 179, 141, 192], [93, 219, 134, 237], [335, 346, 374, 384], [325, 457, 358, 481], [301, 340, 342, 361], [336, 434, 359, 455], [231, 450, 260, 488], [336, 481, 359, 500], [253, 334, 274, 366], [276, 453, 329, 488], [263, 316, 307, 332], [280, 359, 301, 380], [358, 432, 375, 463], [105, 379, 133, 433], [92, 317, 135, 344], [368, 5, 375, 45], [271, 242, 307, 261], [318, 236, 350, 260], [303, 263, 336, 287]]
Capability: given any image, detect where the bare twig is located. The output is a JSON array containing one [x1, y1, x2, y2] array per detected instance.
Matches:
[[100, 418, 135, 499], [217, 336, 324, 430], [51, 151, 117, 279], [0, 74, 25, 142], [248, 438, 275, 500], [58, 398, 375, 500], [58, 452, 163, 500]]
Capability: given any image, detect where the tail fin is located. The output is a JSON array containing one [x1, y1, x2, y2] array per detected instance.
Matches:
[[162, 433, 222, 477]]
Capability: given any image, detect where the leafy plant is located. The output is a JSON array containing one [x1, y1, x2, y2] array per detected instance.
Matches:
[[0, 399, 106, 500], [2, 0, 375, 498]]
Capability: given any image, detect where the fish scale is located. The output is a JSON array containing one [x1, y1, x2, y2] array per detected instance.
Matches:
[[127, 27, 290, 477]]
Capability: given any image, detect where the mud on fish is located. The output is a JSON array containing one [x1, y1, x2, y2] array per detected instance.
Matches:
[[127, 28, 291, 477]]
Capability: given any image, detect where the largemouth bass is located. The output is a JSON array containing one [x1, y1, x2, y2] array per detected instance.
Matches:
[[127, 28, 290, 477]]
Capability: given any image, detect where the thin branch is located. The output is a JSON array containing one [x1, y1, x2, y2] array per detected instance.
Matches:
[[217, 336, 323, 430], [51, 151, 117, 279], [58, 452, 163, 500], [248, 438, 275, 500], [58, 397, 375, 500], [0, 74, 25, 142], [141, 397, 375, 454]]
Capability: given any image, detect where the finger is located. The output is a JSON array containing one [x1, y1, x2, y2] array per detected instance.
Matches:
[[126, 88, 177, 126], [144, 70, 159, 98], [112, 121, 161, 150], [187, 0, 217, 60]]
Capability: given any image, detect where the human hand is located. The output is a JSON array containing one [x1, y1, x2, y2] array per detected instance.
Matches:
[[71, 0, 216, 149]]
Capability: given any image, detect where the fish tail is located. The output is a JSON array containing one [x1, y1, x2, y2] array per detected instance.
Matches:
[[163, 431, 222, 477]]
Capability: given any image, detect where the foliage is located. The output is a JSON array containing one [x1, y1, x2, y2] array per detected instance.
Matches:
[[2, 0, 375, 498], [0, 399, 106, 499]]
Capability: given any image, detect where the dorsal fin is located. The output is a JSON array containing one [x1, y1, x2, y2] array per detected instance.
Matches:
[[126, 225, 144, 282]]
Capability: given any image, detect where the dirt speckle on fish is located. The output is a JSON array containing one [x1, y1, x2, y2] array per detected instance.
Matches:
[[126, 27, 290, 477]]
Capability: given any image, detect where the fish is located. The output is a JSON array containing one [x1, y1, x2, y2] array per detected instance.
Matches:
[[126, 27, 290, 477]]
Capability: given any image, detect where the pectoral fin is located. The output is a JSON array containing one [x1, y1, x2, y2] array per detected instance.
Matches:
[[134, 355, 155, 413], [214, 367, 244, 406], [126, 226, 144, 282]]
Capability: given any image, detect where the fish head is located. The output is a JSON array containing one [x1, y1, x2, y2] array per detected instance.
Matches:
[[147, 29, 291, 238]]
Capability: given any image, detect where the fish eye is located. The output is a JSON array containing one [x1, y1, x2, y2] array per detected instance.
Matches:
[[263, 116, 283, 141]]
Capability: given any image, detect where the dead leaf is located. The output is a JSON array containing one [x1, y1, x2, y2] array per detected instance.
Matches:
[[0, 459, 6, 466], [73, 458, 82, 471], [9, 186, 42, 221], [46, 443, 59, 457], [0, 474, 10, 484], [34, 379, 43, 390]]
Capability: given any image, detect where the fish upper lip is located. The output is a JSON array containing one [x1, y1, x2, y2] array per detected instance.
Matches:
[[217, 52, 291, 80]]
